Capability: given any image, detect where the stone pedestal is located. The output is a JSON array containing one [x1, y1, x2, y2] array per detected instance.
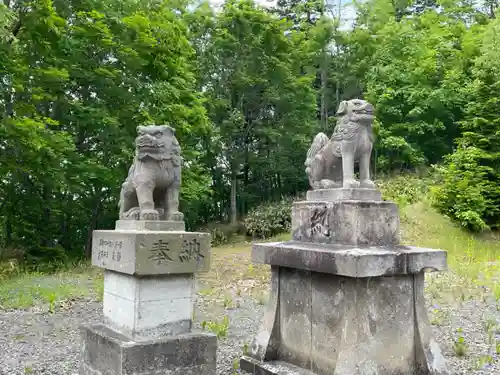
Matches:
[[80, 220, 217, 375], [241, 188, 451, 375]]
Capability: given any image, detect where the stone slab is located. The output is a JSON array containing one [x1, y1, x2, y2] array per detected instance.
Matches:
[[242, 266, 450, 375], [252, 241, 448, 277], [240, 357, 317, 375], [279, 268, 312, 369], [115, 220, 186, 231], [92, 230, 210, 275], [292, 200, 399, 246], [80, 323, 217, 375], [306, 188, 382, 202], [103, 270, 194, 339]]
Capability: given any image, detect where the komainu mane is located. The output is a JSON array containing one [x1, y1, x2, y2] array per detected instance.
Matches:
[[118, 124, 184, 221], [305, 99, 376, 189]]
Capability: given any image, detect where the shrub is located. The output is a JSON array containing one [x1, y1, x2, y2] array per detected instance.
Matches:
[[0, 259, 21, 281], [431, 147, 500, 232], [244, 199, 292, 239], [202, 222, 245, 247]]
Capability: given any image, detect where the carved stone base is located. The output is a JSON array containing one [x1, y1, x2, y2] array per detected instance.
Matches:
[[292, 199, 400, 246], [241, 244, 451, 375]]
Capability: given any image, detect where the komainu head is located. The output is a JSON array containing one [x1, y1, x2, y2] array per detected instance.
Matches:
[[336, 99, 375, 125], [135, 124, 181, 164]]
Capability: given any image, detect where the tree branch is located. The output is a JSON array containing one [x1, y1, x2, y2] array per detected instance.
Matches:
[[11, 19, 21, 39]]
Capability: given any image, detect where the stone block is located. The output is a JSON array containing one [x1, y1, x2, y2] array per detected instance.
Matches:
[[279, 268, 312, 369], [306, 188, 382, 202], [103, 271, 194, 339], [115, 220, 185, 231], [252, 241, 447, 277], [241, 265, 451, 375], [292, 200, 399, 246], [80, 323, 217, 375], [91, 230, 210, 275]]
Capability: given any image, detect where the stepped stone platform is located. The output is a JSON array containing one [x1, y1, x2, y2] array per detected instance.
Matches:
[[240, 188, 450, 375]]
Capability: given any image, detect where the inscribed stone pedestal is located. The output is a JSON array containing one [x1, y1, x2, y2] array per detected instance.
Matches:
[[91, 230, 210, 275], [80, 125, 216, 375]]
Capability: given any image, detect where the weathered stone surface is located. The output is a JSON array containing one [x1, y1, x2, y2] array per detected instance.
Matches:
[[103, 270, 194, 339], [306, 188, 382, 202], [248, 266, 280, 363], [240, 357, 317, 375], [279, 268, 312, 369], [115, 219, 185, 231], [329, 275, 416, 375], [305, 99, 376, 190], [242, 266, 450, 375], [80, 361, 213, 375], [80, 323, 217, 375], [414, 273, 451, 375], [292, 200, 400, 246], [92, 230, 210, 275], [252, 241, 447, 277]]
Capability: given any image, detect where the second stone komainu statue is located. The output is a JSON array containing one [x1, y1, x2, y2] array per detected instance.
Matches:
[[241, 98, 451, 375], [305, 99, 376, 189]]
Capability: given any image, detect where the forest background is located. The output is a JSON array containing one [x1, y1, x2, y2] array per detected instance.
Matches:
[[1, 0, 500, 266]]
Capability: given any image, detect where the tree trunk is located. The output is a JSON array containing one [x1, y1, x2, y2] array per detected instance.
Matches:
[[230, 170, 237, 226], [321, 51, 328, 128], [84, 199, 101, 259]]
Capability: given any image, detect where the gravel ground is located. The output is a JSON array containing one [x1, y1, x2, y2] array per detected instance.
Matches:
[[0, 274, 499, 375]]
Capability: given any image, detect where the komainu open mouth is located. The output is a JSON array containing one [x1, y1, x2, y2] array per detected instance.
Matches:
[[355, 108, 374, 115], [138, 142, 162, 149]]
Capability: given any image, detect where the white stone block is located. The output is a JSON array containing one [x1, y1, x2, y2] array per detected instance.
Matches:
[[102, 270, 194, 339]]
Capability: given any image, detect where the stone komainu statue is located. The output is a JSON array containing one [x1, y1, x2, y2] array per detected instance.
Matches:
[[305, 99, 376, 190], [118, 125, 184, 221]]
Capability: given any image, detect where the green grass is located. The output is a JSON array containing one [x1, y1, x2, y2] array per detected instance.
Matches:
[[0, 274, 91, 310], [0, 263, 101, 311], [401, 200, 499, 265], [401, 200, 500, 294]]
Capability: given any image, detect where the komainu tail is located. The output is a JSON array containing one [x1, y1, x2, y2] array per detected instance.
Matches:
[[118, 163, 136, 209], [305, 132, 329, 168]]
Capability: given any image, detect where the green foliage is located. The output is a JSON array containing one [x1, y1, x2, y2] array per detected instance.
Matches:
[[432, 17, 500, 232], [244, 199, 292, 239], [195, 0, 317, 224], [431, 149, 500, 232], [452, 328, 468, 357], [0, 0, 209, 264], [201, 315, 230, 339], [378, 174, 430, 207], [357, 8, 470, 170], [203, 222, 245, 246]]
